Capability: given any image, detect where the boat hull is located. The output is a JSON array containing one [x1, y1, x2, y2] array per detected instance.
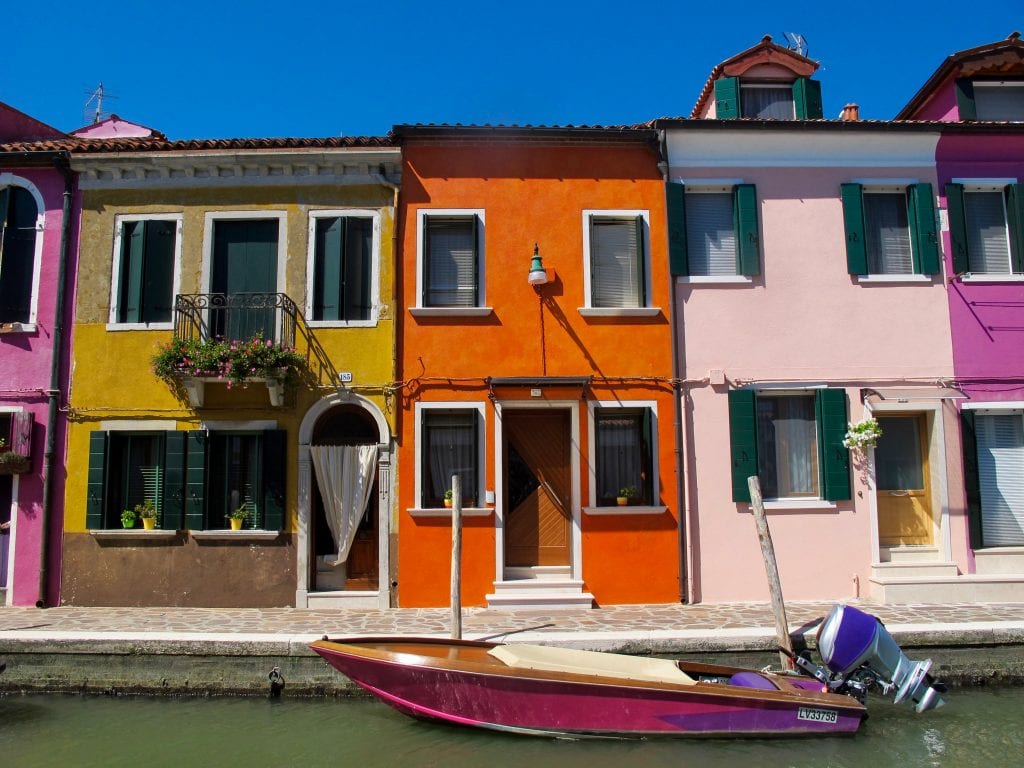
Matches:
[[312, 638, 865, 739]]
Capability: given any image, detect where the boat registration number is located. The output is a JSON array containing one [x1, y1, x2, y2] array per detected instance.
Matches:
[[797, 707, 838, 724]]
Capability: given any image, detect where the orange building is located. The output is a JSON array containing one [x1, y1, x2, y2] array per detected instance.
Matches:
[[392, 125, 681, 608]]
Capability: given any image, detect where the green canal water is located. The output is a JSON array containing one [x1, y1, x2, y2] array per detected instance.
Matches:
[[2, 687, 1023, 768]]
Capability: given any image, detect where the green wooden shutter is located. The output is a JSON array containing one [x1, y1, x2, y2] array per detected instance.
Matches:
[[793, 78, 823, 119], [86, 431, 109, 529], [840, 183, 868, 275], [816, 389, 852, 502], [961, 410, 984, 548], [955, 78, 977, 120], [666, 182, 689, 276], [634, 215, 647, 305], [120, 221, 145, 323], [715, 77, 740, 119], [1006, 184, 1024, 274], [641, 407, 654, 504], [162, 431, 186, 530], [734, 184, 761, 276], [185, 430, 207, 530], [945, 183, 970, 275], [262, 429, 287, 531], [315, 216, 343, 321], [909, 183, 940, 275], [728, 389, 758, 503], [141, 220, 176, 324]]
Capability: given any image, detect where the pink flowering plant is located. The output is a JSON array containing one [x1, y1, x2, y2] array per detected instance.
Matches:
[[153, 333, 304, 388]]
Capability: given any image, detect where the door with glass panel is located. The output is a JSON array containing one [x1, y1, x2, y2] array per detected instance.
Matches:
[[210, 219, 278, 340], [503, 410, 571, 568], [876, 415, 933, 546]]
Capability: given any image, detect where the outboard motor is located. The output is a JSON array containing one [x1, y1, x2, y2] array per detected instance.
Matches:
[[815, 604, 945, 713]]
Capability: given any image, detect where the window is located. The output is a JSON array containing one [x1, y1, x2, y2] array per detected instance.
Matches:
[[963, 410, 1024, 548], [309, 213, 376, 323], [86, 428, 285, 530], [594, 407, 653, 506], [111, 217, 179, 325], [584, 212, 648, 308], [714, 77, 822, 120], [956, 79, 1024, 121], [420, 409, 480, 508], [666, 183, 760, 277], [946, 183, 1024, 276], [207, 215, 283, 340], [418, 211, 483, 308], [0, 185, 39, 325], [840, 184, 939, 276], [728, 389, 851, 503]]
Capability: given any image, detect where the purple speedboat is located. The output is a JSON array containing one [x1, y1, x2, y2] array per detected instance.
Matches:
[[311, 605, 943, 739]]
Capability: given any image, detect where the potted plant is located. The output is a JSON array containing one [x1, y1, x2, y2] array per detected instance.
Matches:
[[0, 436, 30, 475], [843, 418, 883, 452], [120, 508, 136, 529], [443, 489, 454, 508], [617, 486, 640, 506], [135, 500, 158, 530], [227, 506, 248, 531], [152, 333, 305, 388]]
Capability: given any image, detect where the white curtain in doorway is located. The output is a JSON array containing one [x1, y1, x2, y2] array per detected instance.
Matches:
[[310, 444, 378, 566]]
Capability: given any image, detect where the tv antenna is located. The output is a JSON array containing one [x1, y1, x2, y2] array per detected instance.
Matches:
[[782, 32, 808, 58], [83, 83, 117, 125]]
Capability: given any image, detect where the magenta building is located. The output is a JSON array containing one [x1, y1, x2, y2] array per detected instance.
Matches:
[[898, 34, 1024, 584], [0, 102, 77, 606]]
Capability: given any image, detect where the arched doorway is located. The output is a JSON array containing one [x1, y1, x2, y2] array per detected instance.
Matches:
[[297, 393, 392, 608]]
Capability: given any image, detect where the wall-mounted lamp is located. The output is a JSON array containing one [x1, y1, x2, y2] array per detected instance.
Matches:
[[528, 243, 549, 286]]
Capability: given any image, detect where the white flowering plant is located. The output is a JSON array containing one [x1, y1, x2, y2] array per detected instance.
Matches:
[[843, 418, 882, 451]]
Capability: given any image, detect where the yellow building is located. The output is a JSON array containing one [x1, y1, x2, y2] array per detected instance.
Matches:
[[62, 127, 400, 608]]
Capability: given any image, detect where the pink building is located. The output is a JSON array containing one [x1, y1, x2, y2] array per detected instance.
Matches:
[[899, 33, 1024, 586], [656, 38, 984, 604], [0, 102, 78, 606]]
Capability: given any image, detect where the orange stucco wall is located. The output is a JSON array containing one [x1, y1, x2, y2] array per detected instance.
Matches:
[[396, 140, 680, 607]]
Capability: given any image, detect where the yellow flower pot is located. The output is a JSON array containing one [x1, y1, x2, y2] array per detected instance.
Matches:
[[142, 518, 156, 530], [230, 518, 243, 531]]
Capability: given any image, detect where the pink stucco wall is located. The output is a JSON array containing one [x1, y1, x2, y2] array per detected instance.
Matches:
[[671, 152, 957, 602]]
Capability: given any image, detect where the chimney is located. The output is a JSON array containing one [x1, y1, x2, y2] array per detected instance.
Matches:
[[840, 103, 861, 121]]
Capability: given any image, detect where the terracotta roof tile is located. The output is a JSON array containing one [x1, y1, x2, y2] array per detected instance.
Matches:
[[0, 135, 394, 154]]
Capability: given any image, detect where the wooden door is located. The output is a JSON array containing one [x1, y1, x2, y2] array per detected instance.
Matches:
[[504, 410, 572, 567], [876, 415, 933, 546]]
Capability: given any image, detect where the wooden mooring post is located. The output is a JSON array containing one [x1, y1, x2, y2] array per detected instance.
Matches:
[[450, 474, 463, 640], [747, 475, 794, 670]]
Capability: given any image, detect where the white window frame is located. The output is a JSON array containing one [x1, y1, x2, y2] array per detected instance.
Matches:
[[409, 402, 488, 517], [584, 400, 667, 515], [107, 213, 183, 330], [950, 178, 1021, 282], [0, 175, 46, 332], [305, 208, 381, 328], [200, 210, 288, 296], [740, 82, 796, 119], [674, 179, 754, 285], [0, 404, 26, 603], [580, 209, 658, 317], [411, 209, 490, 317]]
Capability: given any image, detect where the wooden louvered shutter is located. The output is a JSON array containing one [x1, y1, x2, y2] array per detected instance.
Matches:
[[262, 429, 287, 531], [142, 220, 175, 324], [162, 431, 186, 530], [734, 184, 760, 276], [119, 221, 145, 323], [185, 430, 207, 530], [715, 77, 740, 119], [314, 216, 343, 321], [961, 410, 984, 549], [909, 183, 940, 275], [793, 78, 823, 119], [86, 431, 109, 529], [840, 183, 868, 275], [728, 390, 758, 503], [666, 182, 689, 276], [955, 78, 977, 120], [817, 389, 852, 502], [945, 183, 970, 275]]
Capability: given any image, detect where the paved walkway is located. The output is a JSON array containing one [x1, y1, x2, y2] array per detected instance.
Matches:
[[3, 600, 1024, 647]]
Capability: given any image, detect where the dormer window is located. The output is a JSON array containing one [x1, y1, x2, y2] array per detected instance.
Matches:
[[957, 79, 1024, 121], [714, 77, 822, 120]]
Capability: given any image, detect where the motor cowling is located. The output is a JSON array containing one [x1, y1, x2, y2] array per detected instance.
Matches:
[[816, 604, 944, 713]]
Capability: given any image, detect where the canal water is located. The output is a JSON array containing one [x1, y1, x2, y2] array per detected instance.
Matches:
[[2, 687, 1023, 767]]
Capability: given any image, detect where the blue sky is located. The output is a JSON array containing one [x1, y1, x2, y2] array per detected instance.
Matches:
[[4, 1, 1021, 139]]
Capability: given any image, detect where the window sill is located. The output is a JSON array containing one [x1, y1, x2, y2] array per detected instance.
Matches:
[[577, 307, 662, 319], [0, 322, 37, 334], [675, 276, 752, 285], [105, 322, 174, 332], [960, 274, 1024, 283], [191, 529, 281, 542], [749, 499, 838, 512], [409, 307, 494, 318], [584, 505, 668, 516], [407, 507, 493, 518], [90, 529, 179, 541], [856, 274, 933, 284], [305, 319, 379, 329]]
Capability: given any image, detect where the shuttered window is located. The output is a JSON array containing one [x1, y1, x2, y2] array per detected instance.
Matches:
[[312, 215, 373, 322], [841, 184, 939, 275], [715, 77, 821, 120], [422, 410, 479, 508], [424, 216, 479, 307], [85, 431, 179, 529], [667, 183, 760, 277], [728, 389, 851, 503], [202, 430, 286, 530], [594, 408, 653, 506], [864, 193, 913, 274], [115, 219, 177, 324], [946, 184, 1024, 276], [741, 85, 795, 119], [0, 186, 38, 324], [589, 216, 645, 307], [975, 414, 1024, 547]]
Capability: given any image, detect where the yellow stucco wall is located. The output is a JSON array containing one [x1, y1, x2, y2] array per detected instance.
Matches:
[[65, 183, 398, 534]]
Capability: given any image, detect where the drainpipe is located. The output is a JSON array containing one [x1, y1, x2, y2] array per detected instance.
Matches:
[[36, 152, 74, 608], [658, 130, 689, 604]]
